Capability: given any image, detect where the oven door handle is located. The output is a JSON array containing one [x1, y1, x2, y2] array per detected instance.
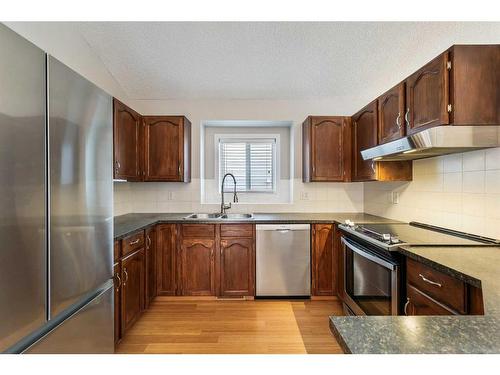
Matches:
[[341, 237, 397, 271]]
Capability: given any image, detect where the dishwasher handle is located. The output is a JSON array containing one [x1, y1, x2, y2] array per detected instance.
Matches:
[[256, 224, 310, 232]]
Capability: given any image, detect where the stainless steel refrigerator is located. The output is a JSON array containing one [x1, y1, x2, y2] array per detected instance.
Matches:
[[0, 24, 114, 353]]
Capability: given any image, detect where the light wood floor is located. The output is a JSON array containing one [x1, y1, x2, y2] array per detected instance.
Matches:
[[116, 298, 345, 354]]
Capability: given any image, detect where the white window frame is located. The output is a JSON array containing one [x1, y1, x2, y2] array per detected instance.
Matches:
[[215, 133, 280, 194]]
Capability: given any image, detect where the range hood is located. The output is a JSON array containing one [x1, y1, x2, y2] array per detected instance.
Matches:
[[361, 126, 500, 161]]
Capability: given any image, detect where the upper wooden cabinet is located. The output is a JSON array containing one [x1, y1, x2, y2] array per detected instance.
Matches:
[[113, 99, 143, 180], [143, 116, 191, 182], [352, 101, 413, 182], [378, 83, 405, 144], [303, 116, 350, 182], [351, 100, 378, 181], [406, 45, 500, 134], [113, 99, 191, 182], [406, 52, 450, 134]]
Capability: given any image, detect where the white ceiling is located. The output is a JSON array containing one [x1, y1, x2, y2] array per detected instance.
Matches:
[[76, 22, 500, 101]]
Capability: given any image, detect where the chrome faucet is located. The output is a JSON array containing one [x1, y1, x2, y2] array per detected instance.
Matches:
[[221, 173, 238, 214]]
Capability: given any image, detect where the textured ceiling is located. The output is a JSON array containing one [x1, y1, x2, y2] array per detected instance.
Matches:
[[76, 22, 500, 100]]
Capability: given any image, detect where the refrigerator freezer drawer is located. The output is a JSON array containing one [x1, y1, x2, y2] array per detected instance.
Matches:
[[25, 283, 114, 354]]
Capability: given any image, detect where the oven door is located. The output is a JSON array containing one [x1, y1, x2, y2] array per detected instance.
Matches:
[[342, 237, 400, 316]]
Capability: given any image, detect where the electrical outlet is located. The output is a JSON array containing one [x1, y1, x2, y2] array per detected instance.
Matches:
[[300, 191, 310, 200], [392, 191, 400, 204]]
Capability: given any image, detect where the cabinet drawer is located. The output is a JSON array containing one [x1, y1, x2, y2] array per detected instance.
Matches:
[[122, 231, 145, 256], [406, 285, 456, 316], [181, 224, 215, 238], [114, 240, 121, 263], [220, 224, 253, 238], [407, 258, 466, 314]]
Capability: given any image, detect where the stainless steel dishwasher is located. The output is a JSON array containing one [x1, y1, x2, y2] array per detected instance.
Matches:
[[256, 224, 310, 297]]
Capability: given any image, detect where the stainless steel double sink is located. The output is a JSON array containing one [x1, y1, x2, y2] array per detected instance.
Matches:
[[183, 213, 253, 220]]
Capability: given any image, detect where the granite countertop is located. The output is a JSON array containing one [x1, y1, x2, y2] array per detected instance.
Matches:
[[113, 212, 401, 239], [329, 315, 500, 354], [330, 244, 500, 354]]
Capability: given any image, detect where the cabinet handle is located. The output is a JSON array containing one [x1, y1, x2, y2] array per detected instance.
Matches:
[[123, 268, 129, 285], [404, 297, 410, 315], [178, 163, 181, 176], [396, 112, 402, 129], [115, 161, 120, 173], [147, 235, 151, 248], [371, 161, 376, 173], [114, 273, 122, 290], [418, 273, 442, 288], [129, 239, 140, 245], [404, 108, 410, 127]]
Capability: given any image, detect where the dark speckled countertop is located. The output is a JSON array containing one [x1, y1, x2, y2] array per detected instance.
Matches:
[[330, 244, 500, 354], [329, 315, 500, 354], [113, 212, 401, 239]]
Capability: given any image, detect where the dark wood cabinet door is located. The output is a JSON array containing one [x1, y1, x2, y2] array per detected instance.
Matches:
[[378, 83, 405, 144], [156, 224, 177, 296], [144, 116, 188, 181], [405, 285, 455, 316], [121, 248, 145, 335], [113, 263, 121, 344], [220, 238, 255, 297], [113, 99, 143, 181], [180, 239, 216, 296], [145, 227, 156, 308], [406, 52, 450, 134], [352, 100, 378, 181], [311, 117, 345, 181], [311, 224, 337, 296]]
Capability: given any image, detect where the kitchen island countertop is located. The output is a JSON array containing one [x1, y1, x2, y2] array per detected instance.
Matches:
[[330, 244, 500, 354]]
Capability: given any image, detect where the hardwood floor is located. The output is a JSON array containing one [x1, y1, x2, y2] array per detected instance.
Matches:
[[116, 298, 345, 354]]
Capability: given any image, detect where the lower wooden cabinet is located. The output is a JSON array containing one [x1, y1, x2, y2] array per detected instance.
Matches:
[[156, 224, 177, 296], [180, 238, 216, 296], [311, 224, 337, 296], [220, 237, 255, 297], [113, 262, 122, 344], [405, 284, 454, 316], [405, 257, 484, 316], [121, 248, 145, 334], [145, 226, 156, 308]]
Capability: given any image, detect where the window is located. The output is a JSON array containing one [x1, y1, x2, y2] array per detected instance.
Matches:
[[218, 137, 276, 193]]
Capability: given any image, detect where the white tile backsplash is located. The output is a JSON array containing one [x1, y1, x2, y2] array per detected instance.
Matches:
[[114, 178, 364, 215], [364, 147, 500, 239]]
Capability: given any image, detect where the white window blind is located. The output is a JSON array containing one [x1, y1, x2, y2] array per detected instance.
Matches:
[[219, 138, 276, 192]]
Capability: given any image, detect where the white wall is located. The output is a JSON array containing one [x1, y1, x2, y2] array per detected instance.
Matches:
[[114, 98, 365, 215], [364, 148, 500, 239], [4, 22, 130, 105]]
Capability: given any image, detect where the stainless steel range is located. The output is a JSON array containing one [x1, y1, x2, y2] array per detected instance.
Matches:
[[338, 221, 498, 316]]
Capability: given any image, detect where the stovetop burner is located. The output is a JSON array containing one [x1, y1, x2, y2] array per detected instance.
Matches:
[[339, 221, 499, 251]]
